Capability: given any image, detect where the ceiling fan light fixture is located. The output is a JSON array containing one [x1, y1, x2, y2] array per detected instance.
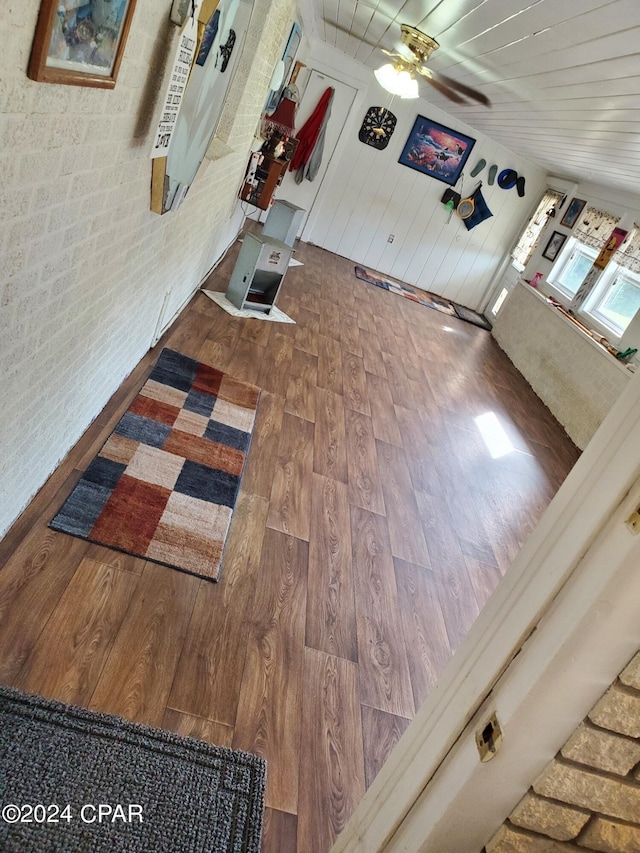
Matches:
[[374, 63, 419, 98], [399, 72, 419, 99], [374, 63, 400, 92]]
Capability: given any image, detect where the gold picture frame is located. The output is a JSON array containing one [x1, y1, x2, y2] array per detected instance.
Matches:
[[28, 0, 138, 89]]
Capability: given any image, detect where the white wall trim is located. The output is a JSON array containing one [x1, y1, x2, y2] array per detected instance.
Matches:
[[152, 225, 244, 345], [388, 466, 640, 852], [331, 368, 640, 852]]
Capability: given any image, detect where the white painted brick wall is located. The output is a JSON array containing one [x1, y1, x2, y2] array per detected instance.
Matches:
[[492, 281, 632, 449], [0, 0, 295, 538], [487, 651, 640, 853]]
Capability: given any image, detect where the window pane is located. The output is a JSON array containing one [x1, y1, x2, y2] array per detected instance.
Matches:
[[596, 276, 640, 331], [557, 251, 593, 295]]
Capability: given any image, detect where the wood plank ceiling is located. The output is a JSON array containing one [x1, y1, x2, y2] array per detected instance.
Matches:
[[302, 0, 640, 194]]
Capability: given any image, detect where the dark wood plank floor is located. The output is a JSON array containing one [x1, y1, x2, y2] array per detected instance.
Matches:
[[0, 232, 580, 852]]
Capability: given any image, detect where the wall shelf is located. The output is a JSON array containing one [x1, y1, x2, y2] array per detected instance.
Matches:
[[239, 154, 288, 210]]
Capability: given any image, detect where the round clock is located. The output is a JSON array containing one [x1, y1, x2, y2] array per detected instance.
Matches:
[[358, 106, 397, 150]]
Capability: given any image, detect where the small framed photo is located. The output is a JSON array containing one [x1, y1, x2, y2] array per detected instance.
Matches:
[[398, 115, 475, 186], [560, 197, 586, 229], [542, 230, 567, 262], [28, 0, 138, 89]]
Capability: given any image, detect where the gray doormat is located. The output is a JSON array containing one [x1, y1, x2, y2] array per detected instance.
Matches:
[[0, 686, 266, 852], [452, 303, 492, 330]]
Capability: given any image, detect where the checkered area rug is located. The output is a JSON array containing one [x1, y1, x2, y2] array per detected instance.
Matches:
[[50, 349, 260, 581]]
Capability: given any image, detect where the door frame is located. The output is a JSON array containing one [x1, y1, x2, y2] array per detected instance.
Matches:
[[273, 68, 357, 235], [332, 367, 640, 851], [295, 40, 371, 245]]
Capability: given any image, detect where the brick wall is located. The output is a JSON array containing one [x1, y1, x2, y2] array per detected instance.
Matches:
[[485, 651, 640, 852], [0, 0, 295, 538]]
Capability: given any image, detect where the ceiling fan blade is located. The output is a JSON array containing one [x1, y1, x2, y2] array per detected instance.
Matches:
[[381, 48, 406, 60], [416, 66, 466, 104], [325, 18, 381, 50], [430, 70, 491, 107], [323, 18, 491, 108]]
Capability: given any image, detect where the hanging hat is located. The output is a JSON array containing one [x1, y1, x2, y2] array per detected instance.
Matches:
[[497, 169, 518, 189]]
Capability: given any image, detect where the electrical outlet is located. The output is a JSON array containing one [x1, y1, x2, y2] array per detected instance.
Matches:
[[475, 712, 503, 762], [388, 234, 394, 243]]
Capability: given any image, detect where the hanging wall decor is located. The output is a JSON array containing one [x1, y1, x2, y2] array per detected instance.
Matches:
[[195, 9, 220, 65], [217, 28, 236, 70], [265, 22, 302, 112], [151, 8, 200, 160], [458, 185, 493, 231], [542, 230, 567, 262], [358, 107, 397, 150], [28, 0, 138, 88], [560, 197, 587, 229], [398, 115, 475, 186], [151, 0, 255, 214], [593, 227, 628, 270]]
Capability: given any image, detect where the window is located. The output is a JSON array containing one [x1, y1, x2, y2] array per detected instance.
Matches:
[[584, 266, 640, 338], [491, 287, 510, 316], [511, 189, 565, 271], [548, 240, 596, 299], [544, 206, 636, 334], [546, 225, 640, 342]]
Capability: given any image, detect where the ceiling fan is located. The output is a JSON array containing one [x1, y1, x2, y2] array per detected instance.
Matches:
[[377, 24, 490, 106]]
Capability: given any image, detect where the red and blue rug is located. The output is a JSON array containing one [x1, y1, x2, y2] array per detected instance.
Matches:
[[50, 349, 260, 582], [354, 266, 492, 330]]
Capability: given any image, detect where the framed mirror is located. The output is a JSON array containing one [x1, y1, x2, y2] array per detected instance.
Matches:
[[151, 0, 255, 214]]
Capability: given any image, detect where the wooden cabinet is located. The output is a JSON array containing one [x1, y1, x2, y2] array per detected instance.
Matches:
[[225, 233, 293, 314], [239, 155, 288, 210]]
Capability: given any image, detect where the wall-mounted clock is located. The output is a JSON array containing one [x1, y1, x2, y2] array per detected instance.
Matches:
[[358, 106, 397, 150]]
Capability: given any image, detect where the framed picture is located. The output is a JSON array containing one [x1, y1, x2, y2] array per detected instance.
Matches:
[[560, 197, 586, 229], [265, 22, 302, 113], [398, 115, 475, 186], [27, 0, 138, 88], [542, 230, 567, 261]]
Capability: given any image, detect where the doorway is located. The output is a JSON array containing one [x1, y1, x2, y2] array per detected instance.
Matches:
[[262, 69, 356, 236]]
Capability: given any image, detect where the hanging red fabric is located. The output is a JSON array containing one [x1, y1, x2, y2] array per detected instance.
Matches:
[[289, 87, 334, 173]]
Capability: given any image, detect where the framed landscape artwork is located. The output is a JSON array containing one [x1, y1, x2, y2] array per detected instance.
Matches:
[[28, 0, 138, 88], [560, 197, 587, 229], [398, 115, 475, 186]]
